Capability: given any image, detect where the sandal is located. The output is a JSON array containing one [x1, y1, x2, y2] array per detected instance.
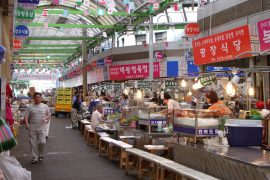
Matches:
[[38, 157, 43, 163], [31, 159, 38, 164]]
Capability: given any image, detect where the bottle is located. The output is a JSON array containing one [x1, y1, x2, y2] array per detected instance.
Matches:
[[239, 110, 245, 119], [168, 123, 173, 133], [245, 111, 250, 119], [157, 121, 162, 132]]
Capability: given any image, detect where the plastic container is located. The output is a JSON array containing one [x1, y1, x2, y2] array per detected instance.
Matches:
[[225, 119, 262, 146]]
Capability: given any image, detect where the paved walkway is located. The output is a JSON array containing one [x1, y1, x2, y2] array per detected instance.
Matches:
[[11, 117, 136, 180]]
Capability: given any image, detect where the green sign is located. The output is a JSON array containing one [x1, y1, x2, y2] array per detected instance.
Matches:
[[138, 81, 151, 88], [105, 84, 112, 90], [16, 8, 35, 20], [199, 73, 217, 87], [113, 83, 121, 90], [125, 82, 134, 88], [165, 81, 177, 87]]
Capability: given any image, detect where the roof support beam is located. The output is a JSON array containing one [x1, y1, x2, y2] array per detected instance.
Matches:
[[25, 23, 121, 29], [34, 8, 147, 17], [23, 44, 81, 48], [26, 36, 98, 41], [18, 49, 78, 53]]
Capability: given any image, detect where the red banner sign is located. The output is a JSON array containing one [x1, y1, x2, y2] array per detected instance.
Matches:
[[192, 25, 252, 65], [257, 18, 270, 52], [109, 62, 160, 80], [185, 23, 200, 37]]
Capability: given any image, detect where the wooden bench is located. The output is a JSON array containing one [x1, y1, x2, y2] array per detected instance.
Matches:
[[119, 135, 141, 143], [98, 136, 133, 165], [144, 145, 169, 155], [94, 132, 109, 148], [84, 125, 92, 141], [109, 140, 133, 168], [80, 119, 91, 134], [125, 148, 219, 180], [99, 136, 117, 157], [83, 125, 96, 146]]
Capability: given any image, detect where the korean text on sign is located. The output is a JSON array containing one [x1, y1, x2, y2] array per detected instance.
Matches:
[[192, 25, 252, 65], [258, 18, 270, 52], [109, 62, 160, 80]]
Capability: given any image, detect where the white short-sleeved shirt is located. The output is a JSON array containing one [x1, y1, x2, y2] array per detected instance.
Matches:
[[91, 110, 103, 130], [167, 99, 180, 110], [25, 103, 51, 131]]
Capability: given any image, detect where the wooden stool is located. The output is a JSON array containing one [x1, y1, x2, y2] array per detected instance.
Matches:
[[80, 120, 90, 134], [99, 138, 109, 156], [87, 130, 95, 146], [84, 125, 92, 142]]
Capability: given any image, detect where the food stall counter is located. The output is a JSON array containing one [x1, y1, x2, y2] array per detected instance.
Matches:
[[162, 137, 270, 180]]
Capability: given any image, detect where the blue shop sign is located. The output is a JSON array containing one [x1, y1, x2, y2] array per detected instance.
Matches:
[[97, 59, 105, 66], [206, 66, 245, 77], [187, 61, 199, 76], [18, 0, 39, 4], [15, 25, 29, 38]]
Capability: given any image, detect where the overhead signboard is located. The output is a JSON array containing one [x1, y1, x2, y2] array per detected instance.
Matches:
[[18, 0, 40, 10], [199, 73, 217, 87], [138, 81, 151, 88], [206, 66, 245, 77], [104, 57, 112, 65], [97, 59, 105, 66], [16, 7, 35, 23], [13, 73, 58, 80], [192, 25, 252, 65], [257, 18, 270, 52], [109, 62, 160, 80], [185, 23, 200, 37], [15, 25, 29, 39], [13, 39, 22, 49], [187, 61, 199, 76]]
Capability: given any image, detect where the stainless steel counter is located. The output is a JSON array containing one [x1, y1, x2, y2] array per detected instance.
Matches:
[[162, 138, 270, 180]]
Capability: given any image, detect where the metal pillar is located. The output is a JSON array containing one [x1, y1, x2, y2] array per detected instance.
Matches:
[[82, 28, 88, 99], [149, 15, 154, 80]]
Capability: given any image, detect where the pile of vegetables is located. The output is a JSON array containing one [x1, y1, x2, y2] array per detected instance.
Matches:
[[120, 115, 139, 125], [250, 109, 262, 120]]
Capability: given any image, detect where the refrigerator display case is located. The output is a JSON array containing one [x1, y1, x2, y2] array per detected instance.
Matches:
[[138, 106, 168, 133], [173, 109, 220, 142]]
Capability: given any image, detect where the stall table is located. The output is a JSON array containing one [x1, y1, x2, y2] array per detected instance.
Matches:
[[162, 137, 270, 180]]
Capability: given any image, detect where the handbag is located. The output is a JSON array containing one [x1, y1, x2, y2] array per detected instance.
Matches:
[[0, 118, 17, 153]]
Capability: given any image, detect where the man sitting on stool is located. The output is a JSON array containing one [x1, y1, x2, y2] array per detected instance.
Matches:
[[91, 104, 105, 132]]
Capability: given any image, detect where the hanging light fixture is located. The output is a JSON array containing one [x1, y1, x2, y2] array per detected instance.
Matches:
[[192, 81, 202, 90], [248, 87, 254, 96], [226, 81, 235, 96], [136, 90, 143, 99], [181, 79, 187, 88]]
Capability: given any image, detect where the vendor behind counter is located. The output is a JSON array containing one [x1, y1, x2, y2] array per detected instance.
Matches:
[[199, 91, 232, 118]]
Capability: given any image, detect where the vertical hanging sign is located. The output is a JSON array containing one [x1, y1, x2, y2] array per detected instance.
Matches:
[[15, 25, 29, 39], [16, 8, 35, 24], [257, 18, 270, 52]]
